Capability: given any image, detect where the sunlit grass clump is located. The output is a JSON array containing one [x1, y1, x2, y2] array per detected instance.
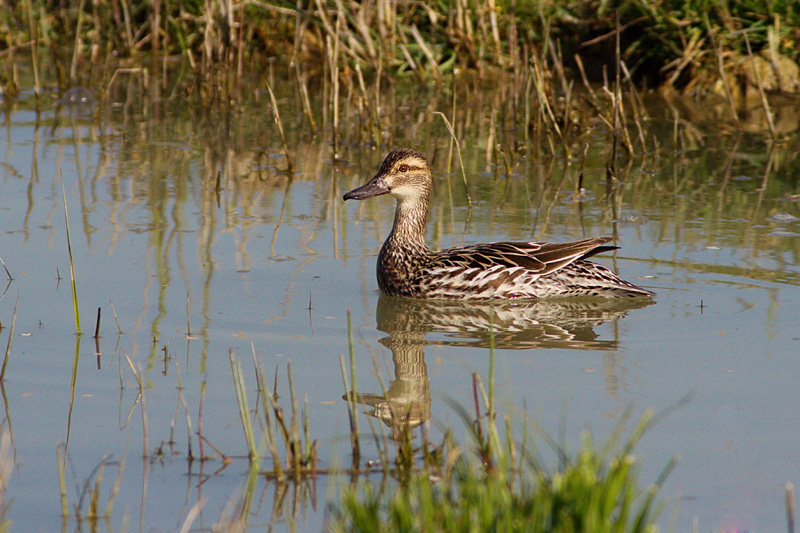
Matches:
[[328, 402, 670, 533]]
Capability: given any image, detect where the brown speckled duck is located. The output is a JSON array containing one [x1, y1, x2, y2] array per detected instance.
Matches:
[[343, 148, 653, 300]]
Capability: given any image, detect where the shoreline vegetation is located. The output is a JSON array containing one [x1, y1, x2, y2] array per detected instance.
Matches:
[[2, 0, 799, 102], [3, 1, 798, 160]]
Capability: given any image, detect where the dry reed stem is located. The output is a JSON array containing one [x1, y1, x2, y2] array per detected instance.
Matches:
[[433, 112, 472, 207], [109, 300, 123, 334], [252, 348, 282, 477], [574, 55, 613, 130], [620, 63, 648, 151], [743, 32, 776, 138], [265, 80, 294, 172], [174, 359, 195, 460], [295, 65, 317, 134], [123, 353, 148, 458], [410, 25, 442, 80], [708, 26, 739, 125], [354, 63, 378, 146], [0, 257, 11, 280], [529, 54, 559, 156]]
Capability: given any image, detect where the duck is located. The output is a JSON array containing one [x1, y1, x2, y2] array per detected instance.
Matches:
[[343, 148, 654, 300]]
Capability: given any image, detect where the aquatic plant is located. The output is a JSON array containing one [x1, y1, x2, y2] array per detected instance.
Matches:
[[326, 379, 672, 533]]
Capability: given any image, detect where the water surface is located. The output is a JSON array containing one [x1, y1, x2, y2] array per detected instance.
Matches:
[[1, 77, 799, 531]]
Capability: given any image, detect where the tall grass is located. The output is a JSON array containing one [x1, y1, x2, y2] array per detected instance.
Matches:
[[2, 0, 797, 100], [229, 346, 318, 479]]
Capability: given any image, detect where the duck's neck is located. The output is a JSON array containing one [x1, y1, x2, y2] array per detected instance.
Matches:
[[385, 198, 429, 254]]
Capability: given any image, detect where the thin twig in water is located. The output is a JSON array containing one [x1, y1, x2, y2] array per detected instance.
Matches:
[[124, 352, 148, 458], [308, 276, 319, 310], [109, 300, 123, 334], [0, 257, 11, 280]]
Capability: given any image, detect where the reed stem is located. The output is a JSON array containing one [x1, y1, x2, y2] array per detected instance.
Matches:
[[61, 175, 81, 335]]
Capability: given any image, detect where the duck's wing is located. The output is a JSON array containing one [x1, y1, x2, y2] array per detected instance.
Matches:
[[432, 237, 617, 276]]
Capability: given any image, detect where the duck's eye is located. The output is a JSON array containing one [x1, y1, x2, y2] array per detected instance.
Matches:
[[398, 164, 408, 173]]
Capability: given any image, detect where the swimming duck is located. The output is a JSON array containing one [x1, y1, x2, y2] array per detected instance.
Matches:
[[343, 148, 653, 300]]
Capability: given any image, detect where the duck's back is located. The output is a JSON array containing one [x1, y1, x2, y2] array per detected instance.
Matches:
[[393, 238, 653, 300]]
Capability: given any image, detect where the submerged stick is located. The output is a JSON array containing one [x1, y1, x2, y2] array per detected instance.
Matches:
[[93, 307, 101, 339], [61, 174, 81, 335]]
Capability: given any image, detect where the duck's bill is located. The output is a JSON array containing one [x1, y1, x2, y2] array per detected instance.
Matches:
[[343, 175, 390, 200]]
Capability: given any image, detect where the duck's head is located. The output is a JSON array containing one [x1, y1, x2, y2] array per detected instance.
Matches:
[[343, 149, 432, 204]]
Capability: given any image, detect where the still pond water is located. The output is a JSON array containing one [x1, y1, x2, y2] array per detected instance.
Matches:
[[1, 76, 800, 531]]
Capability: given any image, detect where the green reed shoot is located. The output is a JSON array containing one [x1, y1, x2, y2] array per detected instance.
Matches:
[[60, 175, 81, 335], [229, 349, 258, 462]]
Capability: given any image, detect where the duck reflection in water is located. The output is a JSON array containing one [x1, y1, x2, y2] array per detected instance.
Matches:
[[343, 295, 653, 438]]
